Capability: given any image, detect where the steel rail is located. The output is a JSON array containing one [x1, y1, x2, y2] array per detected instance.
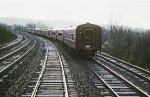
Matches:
[[31, 43, 69, 97], [100, 52, 150, 75], [53, 44, 69, 97], [0, 34, 19, 48], [96, 53, 150, 83], [0, 40, 36, 77], [89, 66, 120, 97], [93, 57, 150, 97], [0, 34, 23, 50], [31, 43, 48, 97], [0, 38, 30, 61]]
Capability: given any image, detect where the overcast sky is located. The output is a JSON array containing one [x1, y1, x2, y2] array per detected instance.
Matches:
[[0, 0, 150, 29]]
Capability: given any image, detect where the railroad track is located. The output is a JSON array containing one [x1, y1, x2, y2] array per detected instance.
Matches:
[[97, 52, 150, 81], [0, 36, 28, 60], [22, 40, 78, 97], [89, 59, 149, 97], [2, 33, 48, 97], [0, 34, 23, 50], [0, 38, 36, 77], [94, 52, 150, 95], [0, 33, 37, 96]]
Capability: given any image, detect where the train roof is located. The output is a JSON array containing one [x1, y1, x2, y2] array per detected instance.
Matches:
[[49, 27, 65, 31], [35, 28, 41, 30], [48, 28, 53, 30], [64, 26, 76, 30], [27, 28, 31, 30], [42, 28, 49, 31], [77, 23, 101, 30]]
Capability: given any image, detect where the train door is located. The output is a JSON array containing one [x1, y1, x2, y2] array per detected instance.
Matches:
[[84, 29, 94, 49]]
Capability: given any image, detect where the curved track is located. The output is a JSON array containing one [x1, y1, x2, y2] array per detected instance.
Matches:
[[97, 52, 150, 82], [22, 39, 78, 97], [0, 35, 28, 60], [0, 33, 37, 96], [94, 52, 150, 95], [89, 58, 149, 97], [0, 34, 23, 50], [0, 38, 36, 78]]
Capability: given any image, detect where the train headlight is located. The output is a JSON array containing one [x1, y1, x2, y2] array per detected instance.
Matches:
[[85, 45, 91, 48]]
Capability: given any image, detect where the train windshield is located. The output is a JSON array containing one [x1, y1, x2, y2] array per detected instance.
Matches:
[[58, 33, 62, 36], [84, 29, 94, 49]]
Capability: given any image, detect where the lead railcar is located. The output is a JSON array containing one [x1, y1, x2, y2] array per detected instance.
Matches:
[[64, 23, 102, 57]]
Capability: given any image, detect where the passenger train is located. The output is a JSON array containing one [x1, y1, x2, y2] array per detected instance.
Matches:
[[27, 23, 102, 57]]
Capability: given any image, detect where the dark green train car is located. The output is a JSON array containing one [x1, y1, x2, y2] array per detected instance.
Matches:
[[75, 23, 102, 57]]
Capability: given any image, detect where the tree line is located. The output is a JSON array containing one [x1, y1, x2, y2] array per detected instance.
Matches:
[[102, 25, 150, 70], [1, 22, 149, 70]]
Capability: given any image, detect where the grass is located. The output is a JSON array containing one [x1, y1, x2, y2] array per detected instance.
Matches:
[[0, 27, 16, 45]]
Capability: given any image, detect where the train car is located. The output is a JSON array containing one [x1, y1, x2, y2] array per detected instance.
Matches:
[[47, 28, 52, 37], [42, 28, 48, 36], [51, 28, 57, 40], [64, 23, 102, 57], [49, 27, 64, 41], [56, 27, 64, 42], [77, 23, 102, 56], [63, 26, 76, 49], [27, 28, 32, 33], [34, 28, 41, 34], [28, 23, 102, 57]]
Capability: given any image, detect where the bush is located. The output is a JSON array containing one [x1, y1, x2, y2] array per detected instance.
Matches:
[[102, 25, 150, 70], [0, 26, 16, 45]]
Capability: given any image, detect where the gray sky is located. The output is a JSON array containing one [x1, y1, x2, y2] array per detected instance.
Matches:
[[0, 0, 150, 29]]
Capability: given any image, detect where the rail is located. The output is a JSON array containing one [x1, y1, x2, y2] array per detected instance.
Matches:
[[89, 66, 119, 97], [31, 43, 48, 97], [0, 34, 23, 50], [96, 52, 150, 83], [0, 40, 36, 77], [54, 44, 69, 97], [92, 57, 150, 97], [0, 38, 30, 61], [31, 43, 69, 97]]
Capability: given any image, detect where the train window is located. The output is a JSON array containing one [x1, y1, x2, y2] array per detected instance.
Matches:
[[85, 30, 93, 37], [84, 30, 94, 47], [72, 34, 75, 40], [52, 32, 56, 35], [58, 33, 62, 36]]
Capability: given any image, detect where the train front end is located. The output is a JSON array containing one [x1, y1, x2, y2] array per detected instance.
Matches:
[[76, 23, 102, 57]]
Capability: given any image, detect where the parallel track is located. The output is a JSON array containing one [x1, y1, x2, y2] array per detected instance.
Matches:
[[0, 33, 37, 96], [97, 52, 150, 82], [95, 52, 150, 95], [89, 58, 149, 97], [0, 34, 23, 50], [0, 38, 36, 78], [0, 36, 28, 61]]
